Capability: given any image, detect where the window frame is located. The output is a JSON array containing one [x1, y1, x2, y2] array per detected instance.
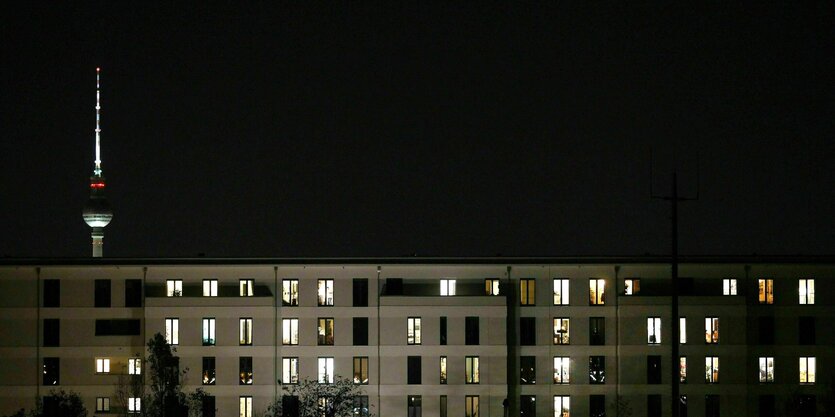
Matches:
[[440, 279, 456, 296], [759, 356, 774, 383], [553, 356, 570, 384], [318, 357, 334, 384], [465, 356, 480, 384], [722, 278, 737, 295], [166, 279, 183, 297], [647, 317, 661, 345], [485, 278, 500, 295], [239, 279, 254, 297], [239, 396, 252, 417], [128, 398, 141, 414], [282, 318, 299, 345], [705, 317, 719, 344], [202, 317, 216, 346], [202, 356, 216, 385], [239, 317, 253, 346], [799, 356, 816, 384], [282, 279, 299, 306], [679, 317, 687, 344], [799, 279, 815, 305], [553, 317, 570, 345], [282, 357, 299, 384], [318, 317, 335, 346], [202, 279, 218, 297], [439, 356, 447, 384], [165, 317, 179, 345], [705, 356, 719, 383], [589, 355, 605, 384], [589, 278, 605, 305], [353, 356, 369, 385], [553, 396, 569, 417], [758, 278, 774, 304], [95, 397, 110, 413], [553, 278, 569, 305], [625, 278, 640, 295], [95, 357, 110, 374], [128, 358, 141, 375], [679, 356, 687, 383], [465, 395, 480, 417], [318, 279, 334, 306], [239, 356, 253, 385], [407, 317, 422, 345], [520, 278, 536, 306]]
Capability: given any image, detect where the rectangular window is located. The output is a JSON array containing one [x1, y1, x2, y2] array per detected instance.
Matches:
[[44, 279, 60, 307], [407, 356, 421, 384], [647, 317, 661, 344], [679, 356, 687, 383], [722, 278, 737, 295], [202, 396, 216, 417], [705, 395, 719, 417], [239, 318, 253, 345], [440, 395, 448, 417], [318, 318, 334, 345], [353, 278, 368, 306], [43, 357, 59, 385], [648, 394, 662, 417], [759, 316, 774, 345], [282, 318, 299, 345], [553, 357, 569, 384], [125, 279, 142, 307], [318, 397, 333, 416], [202, 318, 216, 346], [466, 356, 480, 384], [590, 395, 605, 417], [466, 396, 480, 417], [520, 395, 536, 417], [239, 396, 252, 417], [353, 396, 369, 417], [759, 278, 774, 304], [679, 317, 687, 344], [407, 317, 421, 345], [590, 317, 605, 345], [239, 356, 253, 385], [705, 317, 719, 344], [96, 397, 110, 412], [282, 357, 298, 384], [439, 356, 447, 384], [96, 358, 110, 374], [408, 395, 422, 417], [520, 317, 536, 345], [282, 279, 299, 306], [44, 319, 59, 347], [553, 318, 569, 345], [679, 395, 687, 417], [353, 357, 368, 384], [318, 279, 334, 305], [647, 355, 662, 384], [521, 356, 536, 384], [165, 318, 179, 345], [625, 278, 640, 295], [318, 357, 334, 384], [128, 398, 141, 414], [485, 278, 500, 295], [589, 278, 605, 305], [553, 278, 569, 305], [799, 279, 815, 305], [440, 316, 447, 345], [353, 317, 368, 346], [95, 279, 111, 308], [759, 395, 775, 417], [95, 319, 140, 336], [799, 316, 815, 345], [440, 279, 456, 296], [166, 279, 183, 297], [128, 358, 141, 375], [239, 279, 254, 297], [759, 357, 774, 383], [202, 279, 217, 297], [589, 356, 605, 384], [553, 396, 569, 417], [202, 357, 215, 385], [705, 356, 719, 383], [465, 316, 479, 345], [800, 357, 816, 384], [520, 278, 536, 305]]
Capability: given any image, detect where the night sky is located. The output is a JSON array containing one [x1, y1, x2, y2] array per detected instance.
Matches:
[[1, 3, 833, 258]]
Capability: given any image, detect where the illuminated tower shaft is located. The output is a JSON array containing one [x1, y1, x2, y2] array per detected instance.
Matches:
[[82, 68, 113, 257]]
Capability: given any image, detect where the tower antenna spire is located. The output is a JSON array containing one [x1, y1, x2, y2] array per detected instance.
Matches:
[[83, 67, 113, 257], [94, 67, 102, 176]]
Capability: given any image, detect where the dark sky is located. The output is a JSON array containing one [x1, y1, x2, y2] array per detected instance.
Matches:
[[1, 3, 833, 258]]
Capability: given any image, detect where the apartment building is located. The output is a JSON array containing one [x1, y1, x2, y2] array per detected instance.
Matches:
[[0, 256, 831, 417]]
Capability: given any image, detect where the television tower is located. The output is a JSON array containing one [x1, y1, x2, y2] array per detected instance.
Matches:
[[82, 67, 113, 257]]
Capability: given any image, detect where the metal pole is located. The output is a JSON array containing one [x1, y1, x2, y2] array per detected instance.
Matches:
[[671, 172, 680, 417]]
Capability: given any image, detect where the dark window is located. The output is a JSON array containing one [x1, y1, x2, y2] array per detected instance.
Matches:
[[407, 395, 421, 417], [202, 396, 216, 417], [43, 357, 59, 385], [589, 356, 605, 384], [43, 396, 59, 416], [705, 395, 720, 417], [44, 319, 59, 347], [759, 395, 774, 417], [202, 357, 216, 385], [353, 317, 368, 346], [758, 317, 774, 345], [520, 317, 536, 345], [239, 357, 253, 385], [520, 395, 536, 417], [95, 279, 111, 308], [440, 395, 447, 417], [465, 317, 479, 345], [799, 317, 815, 345], [125, 279, 142, 307], [680, 395, 688, 417], [407, 356, 421, 384], [520, 356, 536, 384], [282, 396, 299, 417], [385, 278, 403, 295], [95, 319, 141, 336], [43, 279, 60, 307], [353, 279, 369, 307], [440, 316, 447, 345], [797, 395, 815, 417], [648, 395, 662, 417], [590, 317, 605, 345], [647, 356, 662, 384], [353, 396, 369, 417], [590, 395, 605, 417]]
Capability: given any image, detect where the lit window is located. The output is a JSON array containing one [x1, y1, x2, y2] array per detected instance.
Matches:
[[239, 396, 252, 417], [318, 357, 334, 384], [589, 278, 605, 305], [407, 317, 421, 345], [799, 357, 816, 384], [239, 318, 253, 345], [95, 358, 110, 373], [466, 395, 480, 417], [165, 318, 179, 345], [318, 279, 334, 306], [282, 279, 299, 306], [239, 356, 253, 385], [589, 356, 605, 384], [439, 356, 447, 384], [282, 357, 299, 384], [625, 278, 640, 295], [202, 279, 217, 297], [240, 279, 254, 297], [166, 279, 182, 297], [96, 397, 110, 412], [705, 317, 719, 344], [202, 318, 216, 346], [799, 279, 815, 305], [553, 318, 570, 345], [759, 357, 774, 383], [318, 318, 334, 346], [722, 278, 737, 295], [679, 356, 687, 383], [680, 317, 687, 344], [282, 318, 299, 345], [553, 396, 570, 417], [758, 279, 774, 304], [520, 278, 536, 306], [319, 397, 334, 416], [466, 356, 480, 384], [353, 357, 368, 384], [647, 317, 661, 344], [553, 279, 569, 305], [202, 357, 216, 385], [128, 398, 141, 414], [128, 358, 141, 375], [705, 356, 719, 383], [485, 279, 500, 295], [553, 357, 570, 384], [440, 279, 457, 296]]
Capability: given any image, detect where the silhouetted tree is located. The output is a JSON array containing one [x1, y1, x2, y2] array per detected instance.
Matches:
[[3, 390, 89, 417], [265, 377, 372, 417], [146, 333, 188, 417]]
